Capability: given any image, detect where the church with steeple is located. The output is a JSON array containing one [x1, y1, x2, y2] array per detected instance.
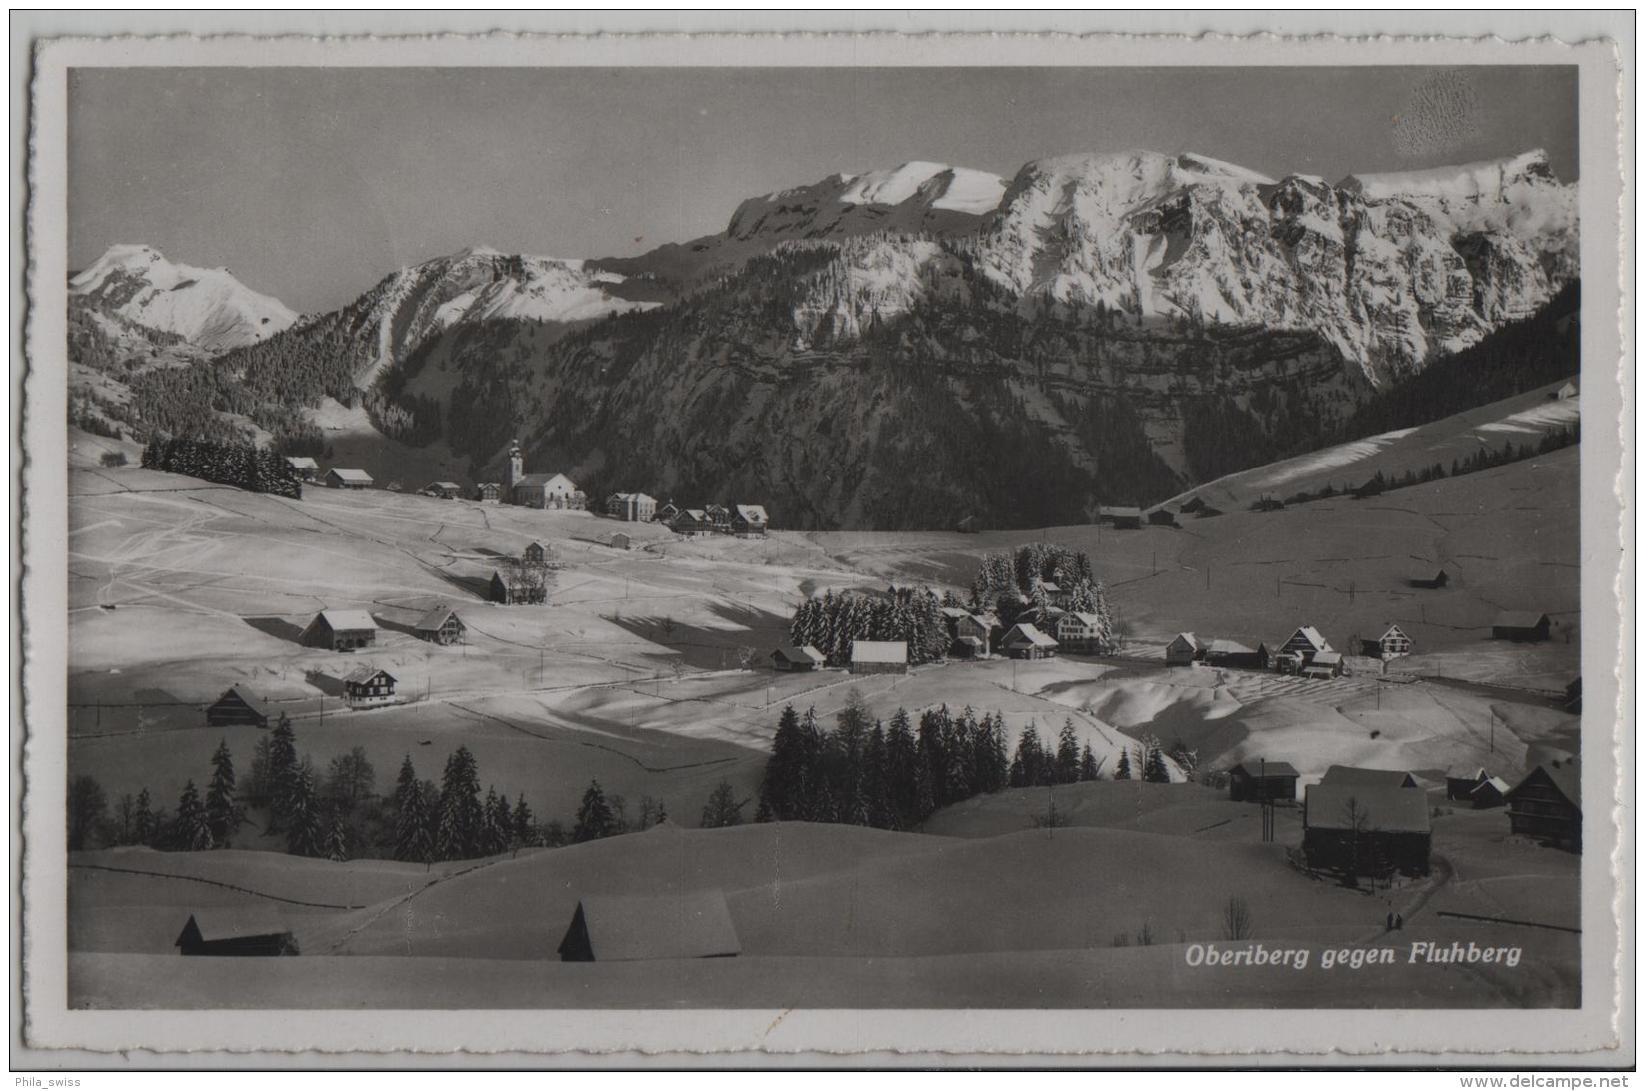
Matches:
[[499, 439, 585, 510]]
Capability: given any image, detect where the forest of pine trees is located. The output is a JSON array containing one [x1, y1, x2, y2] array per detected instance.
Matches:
[[140, 436, 302, 498], [966, 544, 1115, 651], [788, 585, 950, 667]]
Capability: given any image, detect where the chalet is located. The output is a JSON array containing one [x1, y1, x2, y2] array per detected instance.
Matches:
[[1409, 569, 1450, 590], [1017, 604, 1066, 630], [175, 908, 297, 957], [1102, 505, 1143, 529], [605, 492, 658, 522], [1506, 763, 1581, 851], [413, 604, 465, 646], [324, 468, 373, 490], [556, 891, 740, 962], [657, 501, 681, 525], [1203, 639, 1269, 670], [1165, 632, 1202, 667], [1361, 624, 1413, 659], [1492, 612, 1551, 643], [475, 482, 502, 505], [1178, 496, 1206, 515], [1280, 625, 1332, 665], [850, 641, 909, 675], [1146, 508, 1178, 527], [1001, 623, 1058, 660], [283, 456, 319, 482], [1470, 776, 1511, 810], [704, 504, 733, 532], [1227, 760, 1300, 803], [421, 481, 462, 500], [523, 542, 547, 567], [1306, 650, 1344, 678], [343, 666, 397, 709], [1039, 581, 1065, 606], [670, 508, 711, 537], [609, 532, 631, 551], [1055, 611, 1109, 654], [1303, 783, 1432, 877], [501, 440, 585, 509], [770, 645, 825, 672], [1552, 381, 1578, 400], [732, 504, 769, 538], [301, 609, 377, 651], [956, 515, 981, 534], [1445, 766, 1490, 801], [489, 569, 547, 605], [205, 684, 268, 728], [953, 613, 993, 658], [1320, 765, 1419, 790]]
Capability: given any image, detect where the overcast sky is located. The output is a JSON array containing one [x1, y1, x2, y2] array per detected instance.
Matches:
[[68, 65, 1579, 314]]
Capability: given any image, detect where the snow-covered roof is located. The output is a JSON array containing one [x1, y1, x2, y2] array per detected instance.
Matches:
[[1286, 626, 1330, 651], [560, 891, 741, 961], [1379, 625, 1410, 640], [1494, 611, 1551, 628], [314, 608, 376, 632], [735, 504, 768, 523], [1312, 650, 1343, 666], [1205, 639, 1258, 655], [1509, 763, 1580, 810], [211, 683, 262, 708], [515, 472, 578, 491], [1319, 765, 1418, 790], [851, 640, 908, 664], [327, 468, 373, 483], [772, 645, 826, 666], [414, 604, 460, 631], [1169, 632, 1200, 649], [1472, 776, 1512, 797], [1003, 623, 1057, 647], [176, 907, 290, 944], [1305, 784, 1430, 834], [1230, 760, 1299, 779], [1061, 612, 1103, 627], [424, 481, 461, 491], [284, 456, 319, 470], [343, 666, 395, 686], [940, 606, 972, 620]]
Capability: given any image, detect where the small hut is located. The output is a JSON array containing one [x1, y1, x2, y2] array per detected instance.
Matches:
[[175, 908, 297, 956], [205, 684, 269, 728], [324, 468, 373, 490], [556, 891, 741, 962], [1409, 569, 1450, 590], [1165, 632, 1202, 667], [770, 645, 825, 672], [413, 604, 465, 646], [609, 532, 631, 551], [1102, 505, 1143, 529], [1445, 766, 1490, 801], [1227, 760, 1299, 803], [1203, 639, 1270, 670], [1492, 612, 1552, 643], [1470, 776, 1511, 810]]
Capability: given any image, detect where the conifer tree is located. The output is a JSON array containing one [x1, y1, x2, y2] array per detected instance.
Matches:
[[170, 779, 213, 852], [863, 721, 894, 828], [1079, 743, 1100, 782], [394, 779, 434, 864], [1114, 748, 1132, 781], [205, 738, 242, 846], [885, 708, 919, 824], [573, 779, 616, 842], [1056, 719, 1081, 784], [268, 713, 299, 828], [323, 809, 350, 862], [394, 755, 419, 815], [436, 746, 483, 860], [757, 704, 805, 822], [700, 781, 744, 828], [511, 794, 534, 849], [133, 787, 158, 847], [284, 761, 325, 857], [1143, 737, 1171, 783]]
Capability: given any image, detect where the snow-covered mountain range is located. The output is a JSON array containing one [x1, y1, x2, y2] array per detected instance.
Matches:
[[69, 244, 299, 353]]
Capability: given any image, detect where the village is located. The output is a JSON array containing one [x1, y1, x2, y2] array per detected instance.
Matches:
[[63, 402, 1584, 1007]]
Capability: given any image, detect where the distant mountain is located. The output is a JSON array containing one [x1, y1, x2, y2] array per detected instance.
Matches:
[[69, 244, 298, 353], [70, 148, 1581, 530]]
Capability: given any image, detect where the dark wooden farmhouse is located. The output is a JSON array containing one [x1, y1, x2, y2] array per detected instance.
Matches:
[[343, 666, 397, 709], [656, 501, 681, 525], [557, 891, 740, 962], [1147, 507, 1177, 527], [1470, 776, 1511, 809], [523, 542, 547, 567], [301, 609, 378, 651], [1303, 783, 1432, 877], [1409, 569, 1450, 590], [489, 569, 547, 605], [609, 531, 631, 551], [205, 684, 268, 728], [1445, 766, 1490, 801], [421, 481, 462, 500], [1165, 632, 1202, 667], [475, 482, 502, 505], [1102, 505, 1143, 529], [324, 468, 373, 490], [1001, 623, 1058, 660], [175, 908, 297, 956], [670, 508, 711, 537], [732, 504, 769, 538], [1362, 624, 1413, 659], [771, 645, 825, 672], [850, 640, 909, 675], [704, 504, 733, 532], [1506, 763, 1581, 851], [1228, 760, 1299, 803], [1279, 625, 1332, 666], [1203, 639, 1270, 670], [413, 605, 465, 646], [1178, 496, 1206, 515], [1493, 612, 1552, 642], [1320, 765, 1419, 790]]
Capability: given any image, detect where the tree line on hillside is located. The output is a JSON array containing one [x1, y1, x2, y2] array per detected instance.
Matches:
[[967, 544, 1115, 648], [141, 436, 302, 497], [787, 585, 951, 667]]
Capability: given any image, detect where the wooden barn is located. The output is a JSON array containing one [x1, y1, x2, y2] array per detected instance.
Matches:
[[670, 508, 711, 537], [301, 609, 377, 651], [1470, 776, 1511, 810], [1001, 623, 1058, 660], [1445, 766, 1490, 801], [420, 481, 462, 500], [205, 684, 268, 728], [1506, 763, 1581, 851], [1227, 760, 1299, 803], [732, 504, 769, 538], [1146, 507, 1178, 527], [1178, 496, 1206, 515], [343, 666, 397, 709], [175, 908, 297, 956], [1409, 569, 1450, 590], [609, 532, 631, 551], [956, 613, 993, 657], [556, 891, 740, 962], [771, 645, 825, 672], [1303, 783, 1432, 877], [1165, 632, 1202, 666], [1320, 765, 1419, 790], [1304, 650, 1344, 679], [324, 468, 373, 490], [523, 542, 548, 567], [1203, 639, 1270, 670], [413, 604, 465, 646], [489, 569, 547, 605], [283, 456, 319, 482], [1492, 611, 1552, 643], [850, 640, 909, 675], [1055, 612, 1108, 654], [475, 482, 502, 505], [1102, 505, 1143, 529], [1362, 624, 1413, 659]]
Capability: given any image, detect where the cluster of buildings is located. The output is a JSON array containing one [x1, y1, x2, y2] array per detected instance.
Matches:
[[603, 494, 770, 539]]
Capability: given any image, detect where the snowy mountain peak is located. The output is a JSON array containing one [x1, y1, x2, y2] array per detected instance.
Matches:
[[724, 162, 1007, 243], [69, 244, 298, 353], [1340, 149, 1559, 201]]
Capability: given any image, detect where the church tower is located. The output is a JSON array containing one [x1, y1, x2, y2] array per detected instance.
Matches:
[[504, 439, 524, 498]]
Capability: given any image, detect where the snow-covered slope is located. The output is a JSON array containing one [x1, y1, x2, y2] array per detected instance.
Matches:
[[69, 244, 298, 353]]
